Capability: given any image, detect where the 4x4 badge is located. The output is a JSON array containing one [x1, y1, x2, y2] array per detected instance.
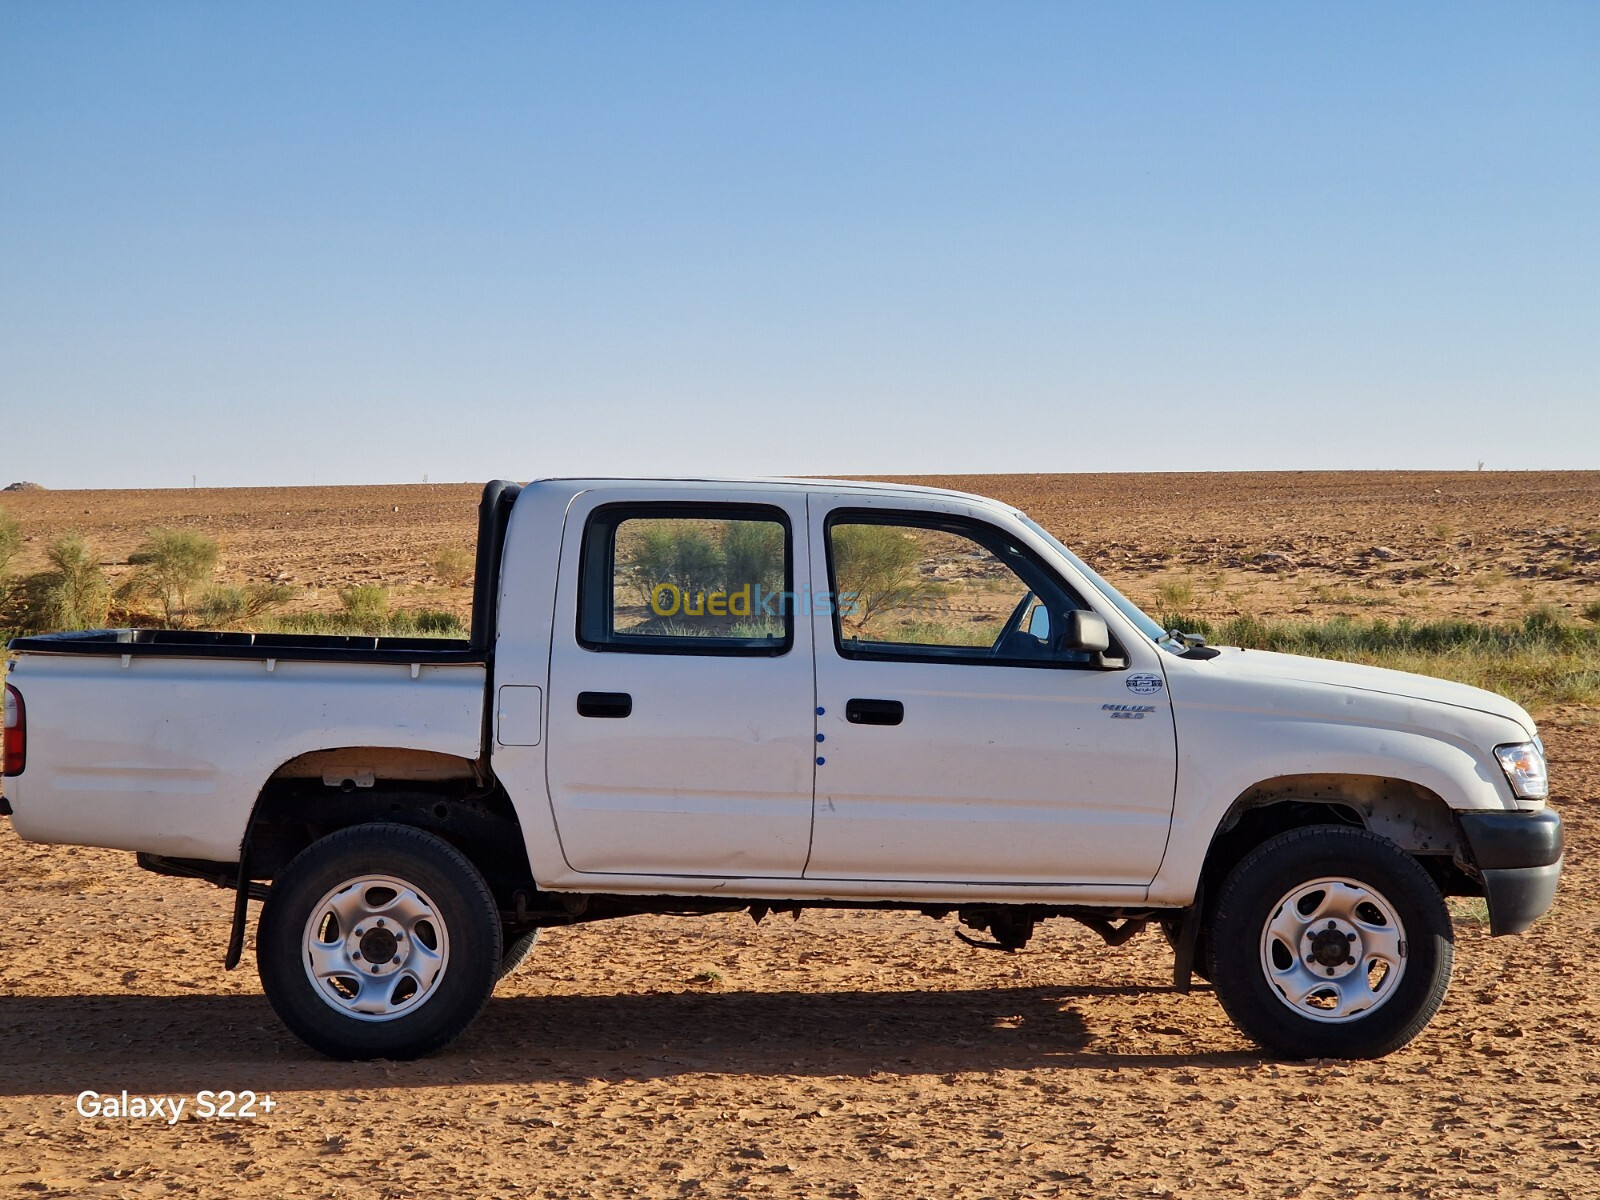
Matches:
[[1126, 673, 1164, 695]]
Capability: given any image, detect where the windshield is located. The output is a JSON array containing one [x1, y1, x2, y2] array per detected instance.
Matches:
[[1018, 515, 1169, 645]]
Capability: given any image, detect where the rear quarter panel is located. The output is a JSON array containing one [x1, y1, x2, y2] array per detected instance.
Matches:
[[6, 653, 485, 860]]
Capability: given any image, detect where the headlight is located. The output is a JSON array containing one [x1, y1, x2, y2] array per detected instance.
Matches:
[[1495, 741, 1549, 800]]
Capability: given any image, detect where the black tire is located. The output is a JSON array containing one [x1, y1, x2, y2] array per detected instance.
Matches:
[[496, 927, 541, 983], [1206, 826, 1453, 1060], [257, 823, 502, 1060]]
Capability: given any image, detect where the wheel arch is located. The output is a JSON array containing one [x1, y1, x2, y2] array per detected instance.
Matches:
[[1165, 772, 1475, 993], [265, 745, 484, 791], [1199, 773, 1469, 901], [242, 746, 536, 906]]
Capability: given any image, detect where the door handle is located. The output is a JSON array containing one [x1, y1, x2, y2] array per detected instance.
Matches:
[[845, 698, 903, 726], [576, 691, 632, 718]]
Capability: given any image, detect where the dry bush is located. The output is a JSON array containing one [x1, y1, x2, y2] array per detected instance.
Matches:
[[431, 546, 474, 587], [29, 533, 112, 631], [195, 583, 294, 629], [1155, 577, 1196, 612], [339, 584, 391, 628], [0, 507, 20, 579], [124, 528, 220, 626], [830, 524, 923, 632]]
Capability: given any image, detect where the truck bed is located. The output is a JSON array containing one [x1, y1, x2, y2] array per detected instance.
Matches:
[[5, 646, 488, 860]]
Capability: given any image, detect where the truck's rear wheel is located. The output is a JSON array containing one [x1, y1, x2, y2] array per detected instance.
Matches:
[[1207, 826, 1453, 1059], [257, 823, 501, 1060]]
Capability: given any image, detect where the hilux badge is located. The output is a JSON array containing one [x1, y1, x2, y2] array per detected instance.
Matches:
[[1126, 673, 1164, 695]]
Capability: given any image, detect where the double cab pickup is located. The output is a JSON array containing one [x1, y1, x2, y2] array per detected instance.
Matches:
[[2, 478, 1562, 1059]]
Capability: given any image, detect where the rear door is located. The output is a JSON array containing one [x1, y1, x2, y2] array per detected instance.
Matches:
[[543, 490, 816, 877]]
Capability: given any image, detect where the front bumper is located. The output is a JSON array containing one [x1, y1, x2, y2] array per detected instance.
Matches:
[[1457, 809, 1563, 936]]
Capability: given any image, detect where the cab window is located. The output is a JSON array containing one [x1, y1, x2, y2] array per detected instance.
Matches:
[[578, 504, 792, 655], [825, 512, 1098, 667]]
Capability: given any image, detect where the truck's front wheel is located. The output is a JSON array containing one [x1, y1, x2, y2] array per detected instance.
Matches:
[[496, 927, 541, 982], [257, 823, 501, 1060], [1207, 826, 1453, 1060]]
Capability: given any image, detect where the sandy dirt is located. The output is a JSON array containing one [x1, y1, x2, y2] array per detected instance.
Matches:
[[2, 472, 1598, 1198]]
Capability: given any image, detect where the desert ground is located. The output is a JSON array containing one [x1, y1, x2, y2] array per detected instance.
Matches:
[[1, 471, 1598, 1198]]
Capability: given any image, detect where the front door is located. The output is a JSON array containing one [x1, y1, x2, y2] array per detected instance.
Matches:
[[805, 504, 1177, 887], [544, 491, 815, 877]]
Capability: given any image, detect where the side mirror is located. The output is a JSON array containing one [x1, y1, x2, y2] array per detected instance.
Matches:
[[1061, 610, 1110, 654], [1025, 604, 1051, 642]]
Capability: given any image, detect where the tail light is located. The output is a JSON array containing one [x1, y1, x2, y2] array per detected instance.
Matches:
[[3, 684, 23, 776]]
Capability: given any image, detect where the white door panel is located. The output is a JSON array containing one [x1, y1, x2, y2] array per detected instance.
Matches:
[[545, 654, 814, 874], [810, 660, 1175, 883]]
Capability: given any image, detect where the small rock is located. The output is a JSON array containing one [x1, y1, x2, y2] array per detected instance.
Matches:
[[1369, 546, 1401, 561]]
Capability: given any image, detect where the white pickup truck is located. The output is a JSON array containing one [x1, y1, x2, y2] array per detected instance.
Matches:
[[2, 478, 1562, 1061]]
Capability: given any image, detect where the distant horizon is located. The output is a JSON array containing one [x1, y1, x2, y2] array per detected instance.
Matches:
[[8, 464, 1600, 497], [4, 451, 1596, 493]]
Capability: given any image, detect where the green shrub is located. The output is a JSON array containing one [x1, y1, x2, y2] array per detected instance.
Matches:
[[125, 528, 220, 625], [194, 583, 294, 629], [721, 521, 785, 592], [1522, 603, 1569, 636], [267, 611, 352, 636], [38, 533, 111, 631], [830, 524, 923, 631], [386, 607, 466, 637], [430, 547, 474, 587], [269, 601, 464, 639], [409, 608, 466, 636], [622, 519, 785, 606], [339, 585, 391, 628], [1155, 578, 1196, 612], [626, 523, 724, 601], [0, 507, 20, 578]]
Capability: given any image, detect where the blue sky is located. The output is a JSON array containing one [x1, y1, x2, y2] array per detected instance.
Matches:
[[2, 3, 1596, 488]]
